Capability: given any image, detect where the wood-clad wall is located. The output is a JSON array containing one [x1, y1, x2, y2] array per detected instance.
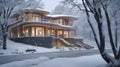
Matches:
[[11, 25, 70, 38]]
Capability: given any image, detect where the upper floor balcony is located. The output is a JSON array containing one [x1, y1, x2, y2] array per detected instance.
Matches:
[[14, 9, 77, 29]]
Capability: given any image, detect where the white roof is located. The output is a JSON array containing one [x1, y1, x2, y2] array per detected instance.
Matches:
[[25, 8, 49, 13], [10, 21, 74, 29], [47, 14, 78, 20]]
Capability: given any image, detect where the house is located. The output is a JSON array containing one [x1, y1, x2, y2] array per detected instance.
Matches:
[[9, 9, 93, 49]]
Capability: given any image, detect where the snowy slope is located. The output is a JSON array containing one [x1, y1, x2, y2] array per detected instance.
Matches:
[[83, 39, 112, 49], [0, 39, 58, 56], [0, 39, 85, 56], [0, 57, 49, 67], [83, 39, 97, 48]]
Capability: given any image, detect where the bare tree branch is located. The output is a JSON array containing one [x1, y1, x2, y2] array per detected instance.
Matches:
[[82, 0, 100, 50], [102, 3, 117, 59]]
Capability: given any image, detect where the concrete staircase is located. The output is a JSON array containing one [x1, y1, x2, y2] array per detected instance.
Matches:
[[54, 37, 73, 47], [54, 37, 94, 49], [75, 42, 94, 49]]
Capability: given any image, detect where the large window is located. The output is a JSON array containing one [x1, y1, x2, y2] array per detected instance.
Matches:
[[31, 27, 35, 36], [27, 14, 42, 22], [36, 27, 44, 36], [31, 27, 44, 36], [63, 19, 69, 25], [47, 29, 55, 36], [57, 30, 63, 38], [59, 19, 63, 25], [24, 27, 29, 36], [57, 30, 69, 38], [64, 30, 69, 38], [47, 29, 51, 36], [55, 19, 69, 25]]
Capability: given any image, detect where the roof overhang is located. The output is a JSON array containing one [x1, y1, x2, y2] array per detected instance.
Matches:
[[11, 22, 74, 30], [24, 9, 49, 15], [47, 14, 78, 20]]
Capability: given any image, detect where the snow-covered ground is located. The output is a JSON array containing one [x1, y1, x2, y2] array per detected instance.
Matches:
[[0, 54, 108, 67], [0, 39, 59, 56], [84, 39, 112, 49], [83, 39, 97, 48], [0, 38, 113, 56], [0, 39, 87, 56]]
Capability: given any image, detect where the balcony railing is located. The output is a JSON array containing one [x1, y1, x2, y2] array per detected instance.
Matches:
[[22, 20, 74, 29]]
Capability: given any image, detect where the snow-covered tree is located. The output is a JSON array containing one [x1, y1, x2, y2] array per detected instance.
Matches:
[[62, 0, 120, 66], [52, 4, 76, 15], [0, 0, 22, 50], [0, 0, 44, 50], [26, 0, 44, 9]]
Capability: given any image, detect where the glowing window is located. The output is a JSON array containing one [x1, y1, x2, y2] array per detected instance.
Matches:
[[31, 27, 35, 36], [36, 27, 44, 36], [64, 31, 69, 38]]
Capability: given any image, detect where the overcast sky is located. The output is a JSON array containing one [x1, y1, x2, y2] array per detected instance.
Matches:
[[42, 0, 63, 12]]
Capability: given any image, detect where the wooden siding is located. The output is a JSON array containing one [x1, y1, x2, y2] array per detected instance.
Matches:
[[11, 25, 71, 38]]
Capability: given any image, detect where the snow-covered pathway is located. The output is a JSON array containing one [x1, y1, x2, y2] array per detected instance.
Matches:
[[0, 49, 112, 64], [0, 54, 108, 67]]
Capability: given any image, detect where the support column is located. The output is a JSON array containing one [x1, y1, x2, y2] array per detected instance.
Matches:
[[55, 29, 57, 37], [44, 27, 47, 36], [34, 27, 36, 36], [62, 30, 64, 38], [68, 30, 70, 37], [28, 27, 31, 37]]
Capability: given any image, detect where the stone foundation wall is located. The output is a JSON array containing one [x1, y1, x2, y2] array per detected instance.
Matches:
[[10, 37, 54, 48]]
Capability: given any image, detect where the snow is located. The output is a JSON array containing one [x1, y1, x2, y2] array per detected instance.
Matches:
[[0, 39, 86, 56], [83, 39, 112, 49], [0, 54, 108, 67], [0, 39, 58, 56], [83, 39, 97, 49], [38, 54, 107, 67], [11, 21, 74, 29], [24, 8, 49, 14], [0, 57, 49, 67], [47, 14, 77, 19]]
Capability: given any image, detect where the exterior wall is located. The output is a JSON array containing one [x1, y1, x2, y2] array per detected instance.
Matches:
[[10, 37, 54, 48], [11, 25, 71, 38]]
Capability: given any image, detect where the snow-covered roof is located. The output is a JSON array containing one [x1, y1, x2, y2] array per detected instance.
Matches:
[[24, 8, 49, 15], [25, 7, 49, 12], [47, 14, 78, 20], [10, 21, 74, 29]]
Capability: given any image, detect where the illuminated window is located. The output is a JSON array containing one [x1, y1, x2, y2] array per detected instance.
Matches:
[[36, 27, 44, 36], [27, 14, 41, 22], [47, 29, 54, 36], [32, 14, 41, 22], [63, 19, 69, 25], [57, 30, 63, 37], [47, 29, 51, 36], [24, 27, 29, 36], [64, 30, 69, 38], [32, 27, 35, 36], [59, 19, 63, 24]]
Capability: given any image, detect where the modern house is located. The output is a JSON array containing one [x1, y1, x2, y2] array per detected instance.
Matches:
[[9, 9, 93, 49]]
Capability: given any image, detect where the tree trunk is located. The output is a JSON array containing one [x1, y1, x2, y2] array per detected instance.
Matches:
[[2, 34, 7, 50]]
